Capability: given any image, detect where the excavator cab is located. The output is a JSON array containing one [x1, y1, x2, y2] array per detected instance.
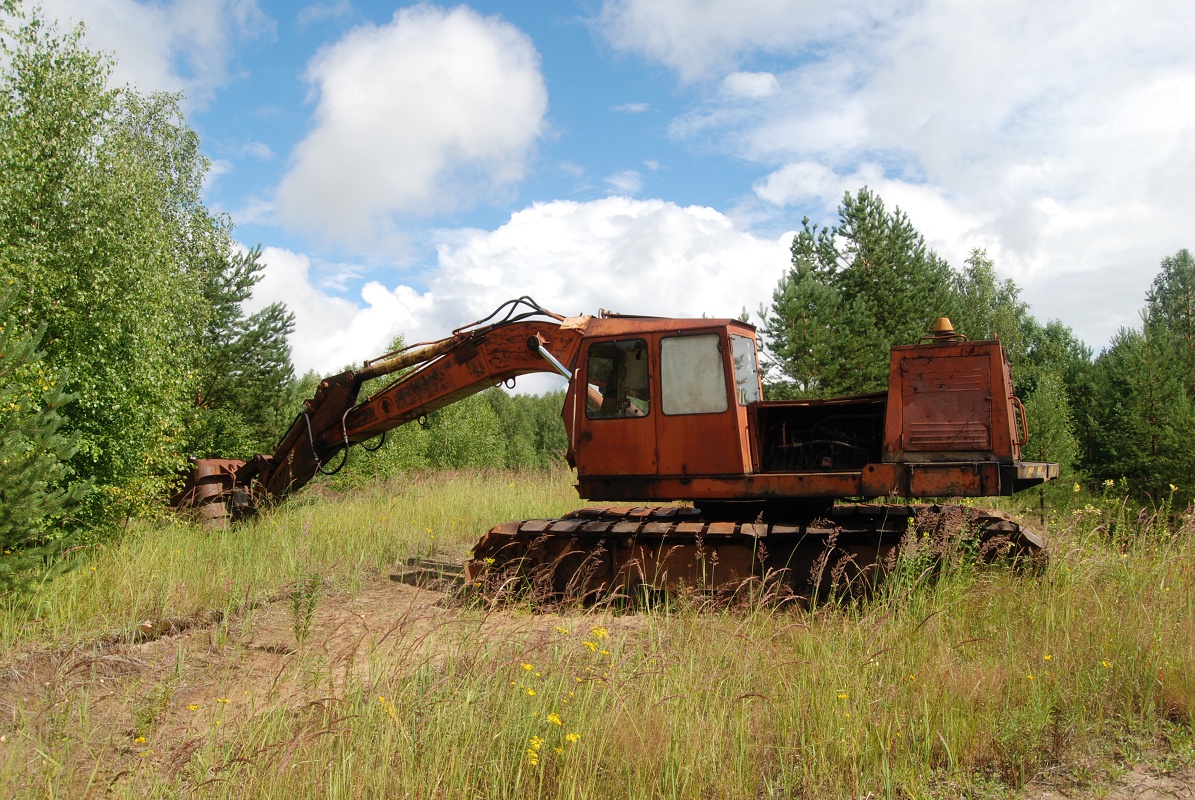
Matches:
[[565, 318, 762, 489]]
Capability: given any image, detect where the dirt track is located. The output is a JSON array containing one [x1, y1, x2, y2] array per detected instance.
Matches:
[[0, 574, 1190, 798]]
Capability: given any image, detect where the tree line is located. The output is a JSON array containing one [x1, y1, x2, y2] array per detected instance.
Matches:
[[762, 188, 1195, 509], [1, 4, 1191, 588]]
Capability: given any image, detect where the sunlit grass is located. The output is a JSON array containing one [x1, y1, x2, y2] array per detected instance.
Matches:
[[0, 473, 1191, 798], [0, 469, 581, 650]]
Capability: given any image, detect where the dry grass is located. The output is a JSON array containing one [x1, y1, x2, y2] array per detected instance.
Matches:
[[0, 472, 1191, 798]]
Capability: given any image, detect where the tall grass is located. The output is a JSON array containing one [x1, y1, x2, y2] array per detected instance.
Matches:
[[0, 474, 1191, 799], [0, 469, 580, 650]]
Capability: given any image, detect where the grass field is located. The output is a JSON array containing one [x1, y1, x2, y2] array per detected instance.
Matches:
[[0, 470, 1191, 798]]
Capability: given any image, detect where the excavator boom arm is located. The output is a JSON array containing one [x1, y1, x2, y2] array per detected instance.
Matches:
[[344, 321, 581, 444], [258, 318, 584, 502], [176, 303, 585, 516]]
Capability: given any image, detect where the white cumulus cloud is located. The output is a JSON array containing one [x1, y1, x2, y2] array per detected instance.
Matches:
[[274, 5, 548, 245], [596, 0, 898, 81], [244, 247, 435, 376], [605, 170, 644, 195], [617, 0, 1195, 348], [247, 198, 792, 380], [722, 71, 779, 99], [36, 0, 273, 108]]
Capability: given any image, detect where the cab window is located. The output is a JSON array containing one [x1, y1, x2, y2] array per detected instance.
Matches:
[[731, 334, 761, 405], [586, 339, 650, 419], [661, 334, 729, 415]]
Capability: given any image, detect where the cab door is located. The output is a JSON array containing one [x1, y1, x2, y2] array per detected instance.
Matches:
[[654, 330, 747, 477], [572, 337, 657, 476]]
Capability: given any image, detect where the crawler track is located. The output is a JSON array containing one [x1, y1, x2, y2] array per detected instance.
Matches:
[[465, 504, 1044, 602]]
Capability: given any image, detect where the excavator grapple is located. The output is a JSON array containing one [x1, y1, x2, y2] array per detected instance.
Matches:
[[173, 297, 1058, 601]]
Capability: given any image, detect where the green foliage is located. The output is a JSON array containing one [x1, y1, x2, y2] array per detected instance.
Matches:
[[761, 193, 1097, 406], [288, 573, 322, 648], [326, 387, 569, 489], [1149, 248, 1195, 381], [950, 249, 1030, 362], [424, 393, 506, 468], [186, 246, 296, 459], [484, 388, 568, 469], [763, 188, 961, 396], [1087, 311, 1195, 507], [0, 5, 295, 527], [1019, 319, 1095, 400], [1022, 372, 1080, 510], [0, 287, 83, 590], [0, 6, 219, 522], [1080, 249, 1195, 507]]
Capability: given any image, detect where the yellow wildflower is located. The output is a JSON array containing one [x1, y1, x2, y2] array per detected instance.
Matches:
[[591, 626, 609, 639], [1043, 654, 1053, 661], [526, 689, 536, 696], [566, 732, 580, 743], [522, 663, 533, 671], [547, 713, 562, 726], [583, 641, 596, 652]]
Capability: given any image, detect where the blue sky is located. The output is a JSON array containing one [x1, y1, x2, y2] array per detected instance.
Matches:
[[29, 0, 1195, 380]]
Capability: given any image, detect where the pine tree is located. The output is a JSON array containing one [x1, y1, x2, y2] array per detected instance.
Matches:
[[1022, 373, 1080, 514], [1089, 317, 1195, 505], [762, 188, 959, 397], [1084, 250, 1195, 507], [1147, 248, 1195, 402], [0, 287, 83, 591], [187, 246, 297, 458]]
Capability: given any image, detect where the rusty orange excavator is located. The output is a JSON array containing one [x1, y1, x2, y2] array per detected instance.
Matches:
[[175, 297, 1057, 599]]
